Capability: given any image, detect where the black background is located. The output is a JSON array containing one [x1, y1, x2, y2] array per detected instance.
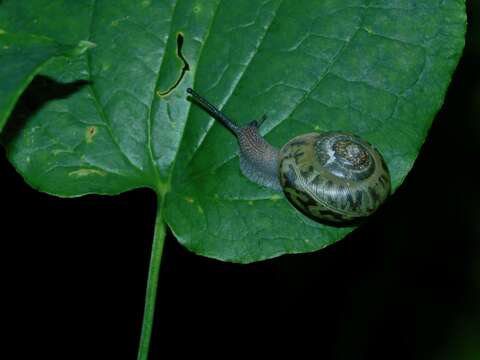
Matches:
[[2, 2, 479, 359]]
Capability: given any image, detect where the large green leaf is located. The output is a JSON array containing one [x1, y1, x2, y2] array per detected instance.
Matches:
[[1, 0, 465, 263]]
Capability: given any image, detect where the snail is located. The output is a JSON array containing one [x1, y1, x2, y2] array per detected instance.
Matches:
[[186, 88, 391, 224]]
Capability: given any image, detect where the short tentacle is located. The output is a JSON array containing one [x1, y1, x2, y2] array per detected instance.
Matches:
[[248, 114, 267, 128]]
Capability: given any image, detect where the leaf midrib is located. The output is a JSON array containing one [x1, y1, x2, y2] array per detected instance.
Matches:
[[146, 0, 180, 193]]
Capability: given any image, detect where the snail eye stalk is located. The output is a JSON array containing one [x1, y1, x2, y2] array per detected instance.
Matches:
[[187, 88, 240, 134]]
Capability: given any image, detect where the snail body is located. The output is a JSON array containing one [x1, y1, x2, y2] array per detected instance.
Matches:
[[187, 88, 391, 224]]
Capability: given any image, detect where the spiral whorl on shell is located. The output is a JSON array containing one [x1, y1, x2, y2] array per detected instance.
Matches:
[[279, 132, 391, 223]]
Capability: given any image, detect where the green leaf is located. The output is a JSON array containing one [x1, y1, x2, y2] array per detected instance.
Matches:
[[0, 30, 91, 133], [1, 0, 466, 263]]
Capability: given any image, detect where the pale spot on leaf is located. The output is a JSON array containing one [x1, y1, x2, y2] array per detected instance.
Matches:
[[52, 149, 70, 155], [111, 16, 129, 27], [69, 169, 107, 177], [85, 126, 97, 143]]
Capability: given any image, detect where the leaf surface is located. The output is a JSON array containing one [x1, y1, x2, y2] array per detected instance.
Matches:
[[1, 0, 466, 262]]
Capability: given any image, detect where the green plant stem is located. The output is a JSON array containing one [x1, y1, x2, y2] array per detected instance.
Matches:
[[137, 204, 166, 360]]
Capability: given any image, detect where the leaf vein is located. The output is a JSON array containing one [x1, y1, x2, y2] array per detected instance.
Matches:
[[146, 0, 179, 187], [85, 0, 144, 176]]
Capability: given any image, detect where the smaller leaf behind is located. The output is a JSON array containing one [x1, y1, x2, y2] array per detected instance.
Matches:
[[0, 31, 90, 133]]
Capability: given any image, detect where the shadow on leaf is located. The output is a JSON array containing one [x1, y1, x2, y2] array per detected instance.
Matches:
[[1, 75, 89, 144]]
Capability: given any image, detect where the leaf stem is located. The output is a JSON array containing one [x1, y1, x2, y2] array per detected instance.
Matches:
[[137, 201, 166, 360]]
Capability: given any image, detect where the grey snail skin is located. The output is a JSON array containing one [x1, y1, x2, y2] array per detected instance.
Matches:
[[187, 88, 391, 224]]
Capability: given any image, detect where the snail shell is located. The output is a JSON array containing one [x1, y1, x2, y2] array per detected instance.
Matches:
[[186, 88, 391, 224], [279, 132, 390, 223]]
